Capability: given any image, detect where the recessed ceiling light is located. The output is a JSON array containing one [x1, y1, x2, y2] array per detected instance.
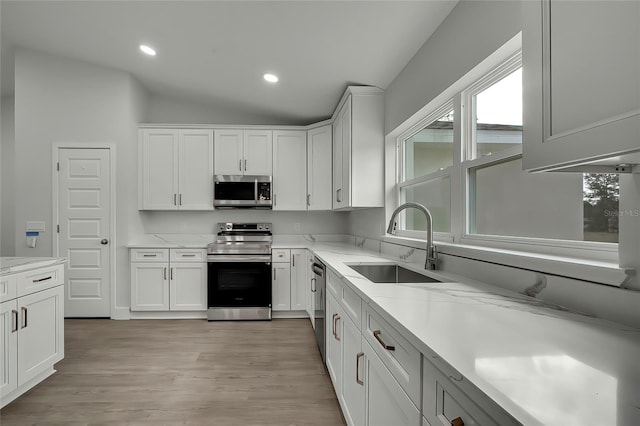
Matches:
[[139, 44, 156, 56], [263, 73, 279, 83]]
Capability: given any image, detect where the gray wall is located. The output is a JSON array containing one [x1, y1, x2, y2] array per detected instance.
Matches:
[[13, 48, 148, 314], [349, 0, 522, 240], [1, 96, 15, 256]]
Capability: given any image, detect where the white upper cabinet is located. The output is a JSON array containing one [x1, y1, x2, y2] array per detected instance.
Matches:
[[523, 0, 640, 172], [332, 87, 384, 210], [307, 124, 333, 211], [273, 130, 307, 210], [214, 129, 273, 175], [139, 128, 213, 210]]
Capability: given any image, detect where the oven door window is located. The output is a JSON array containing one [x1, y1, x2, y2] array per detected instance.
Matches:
[[208, 262, 271, 307]]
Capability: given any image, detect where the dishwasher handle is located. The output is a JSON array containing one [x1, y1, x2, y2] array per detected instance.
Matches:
[[311, 264, 324, 277]]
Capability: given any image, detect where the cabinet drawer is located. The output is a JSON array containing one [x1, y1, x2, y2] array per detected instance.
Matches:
[[423, 357, 518, 426], [364, 305, 421, 407], [170, 249, 206, 262], [130, 249, 169, 262], [272, 249, 291, 263], [326, 269, 341, 299], [0, 274, 17, 302], [341, 284, 362, 329], [16, 264, 64, 297]]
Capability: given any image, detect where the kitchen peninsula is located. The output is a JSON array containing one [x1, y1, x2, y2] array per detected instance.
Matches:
[[0, 257, 66, 408]]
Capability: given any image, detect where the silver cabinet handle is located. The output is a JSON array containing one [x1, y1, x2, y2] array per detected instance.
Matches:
[[336, 188, 342, 203], [239, 160, 242, 171], [307, 194, 311, 206], [244, 159, 247, 171], [273, 268, 276, 280], [373, 330, 395, 351], [33, 276, 52, 283], [333, 314, 340, 341], [143, 254, 157, 257], [11, 310, 18, 333], [311, 277, 317, 292], [356, 352, 364, 385], [179, 194, 182, 206], [170, 267, 174, 280], [164, 267, 167, 280], [292, 254, 295, 267], [174, 194, 177, 205], [181, 254, 196, 257], [21, 307, 28, 329]]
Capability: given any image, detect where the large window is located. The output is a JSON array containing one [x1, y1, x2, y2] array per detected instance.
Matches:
[[396, 50, 619, 247]]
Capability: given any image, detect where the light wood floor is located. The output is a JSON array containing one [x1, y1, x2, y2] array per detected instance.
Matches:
[[1, 319, 345, 425]]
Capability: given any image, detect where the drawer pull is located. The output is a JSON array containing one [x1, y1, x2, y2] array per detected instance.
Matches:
[[33, 275, 52, 283], [182, 254, 196, 257], [451, 417, 464, 426], [11, 310, 18, 333], [373, 330, 395, 351], [143, 254, 157, 257], [356, 352, 364, 385]]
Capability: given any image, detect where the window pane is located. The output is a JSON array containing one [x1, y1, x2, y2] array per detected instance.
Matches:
[[402, 177, 450, 233], [473, 68, 522, 159], [471, 158, 587, 240], [583, 173, 619, 243], [404, 110, 454, 179]]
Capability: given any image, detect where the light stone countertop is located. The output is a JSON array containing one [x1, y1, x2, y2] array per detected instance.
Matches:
[[309, 242, 640, 426], [0, 257, 67, 275]]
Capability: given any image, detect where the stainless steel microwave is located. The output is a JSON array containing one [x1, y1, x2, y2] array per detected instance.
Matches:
[[213, 175, 272, 209]]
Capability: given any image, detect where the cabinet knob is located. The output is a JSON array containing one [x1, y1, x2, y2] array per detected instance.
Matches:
[[101, 239, 109, 245], [451, 417, 464, 426]]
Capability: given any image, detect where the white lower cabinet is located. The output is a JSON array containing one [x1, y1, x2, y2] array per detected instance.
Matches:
[[290, 250, 307, 311], [1, 265, 64, 408], [130, 249, 206, 312], [272, 262, 291, 311], [364, 339, 421, 426], [271, 249, 310, 314], [326, 292, 342, 389], [341, 312, 365, 426]]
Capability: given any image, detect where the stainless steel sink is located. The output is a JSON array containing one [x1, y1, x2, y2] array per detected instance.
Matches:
[[348, 264, 441, 284]]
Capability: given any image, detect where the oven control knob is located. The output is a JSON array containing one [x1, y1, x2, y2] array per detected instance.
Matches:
[[226, 223, 232, 231]]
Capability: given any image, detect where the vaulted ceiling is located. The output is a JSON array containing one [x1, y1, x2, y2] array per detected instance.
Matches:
[[1, 1, 458, 124]]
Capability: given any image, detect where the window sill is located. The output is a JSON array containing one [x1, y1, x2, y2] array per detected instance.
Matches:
[[381, 235, 630, 287]]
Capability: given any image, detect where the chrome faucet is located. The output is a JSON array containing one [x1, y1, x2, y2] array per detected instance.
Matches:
[[386, 202, 438, 270]]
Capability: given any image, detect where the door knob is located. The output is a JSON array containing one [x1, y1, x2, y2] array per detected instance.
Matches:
[[100, 239, 109, 245]]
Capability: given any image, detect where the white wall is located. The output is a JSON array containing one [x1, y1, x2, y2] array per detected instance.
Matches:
[[1, 96, 15, 256], [14, 48, 148, 315], [146, 94, 294, 126]]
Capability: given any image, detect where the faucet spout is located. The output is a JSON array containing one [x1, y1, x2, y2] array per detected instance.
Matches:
[[386, 202, 438, 270]]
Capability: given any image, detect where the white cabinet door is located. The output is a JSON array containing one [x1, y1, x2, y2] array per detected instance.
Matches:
[[169, 262, 207, 311], [290, 250, 307, 311], [332, 104, 346, 210], [244, 130, 272, 175], [523, 0, 640, 171], [340, 98, 352, 208], [306, 253, 314, 323], [130, 263, 170, 311], [273, 130, 307, 211], [272, 262, 291, 311], [0, 300, 18, 399], [307, 125, 333, 211], [17, 285, 64, 386], [179, 130, 214, 210], [341, 314, 365, 426], [364, 340, 421, 426], [140, 129, 179, 210], [214, 129, 243, 175], [325, 293, 342, 393]]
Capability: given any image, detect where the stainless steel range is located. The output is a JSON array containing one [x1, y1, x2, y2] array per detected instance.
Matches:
[[207, 222, 273, 321]]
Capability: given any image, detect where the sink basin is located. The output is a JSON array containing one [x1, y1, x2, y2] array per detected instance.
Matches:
[[348, 264, 441, 284]]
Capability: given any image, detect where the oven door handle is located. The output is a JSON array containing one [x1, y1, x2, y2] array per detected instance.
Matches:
[[208, 255, 272, 263]]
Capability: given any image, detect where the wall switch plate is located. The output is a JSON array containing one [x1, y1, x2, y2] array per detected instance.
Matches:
[[26, 221, 46, 232]]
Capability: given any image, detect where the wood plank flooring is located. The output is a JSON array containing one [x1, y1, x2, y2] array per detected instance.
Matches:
[[1, 319, 345, 425]]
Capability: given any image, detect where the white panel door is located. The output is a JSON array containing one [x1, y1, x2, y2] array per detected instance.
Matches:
[[169, 263, 207, 311], [141, 129, 179, 209], [332, 111, 344, 209], [214, 129, 243, 175], [325, 293, 342, 392], [342, 315, 365, 426], [273, 130, 307, 211], [272, 263, 291, 311], [290, 250, 307, 311], [244, 130, 272, 175], [17, 286, 64, 386], [58, 148, 111, 317], [179, 130, 214, 210], [340, 98, 352, 208], [307, 125, 332, 211], [130, 263, 170, 311], [0, 300, 17, 399]]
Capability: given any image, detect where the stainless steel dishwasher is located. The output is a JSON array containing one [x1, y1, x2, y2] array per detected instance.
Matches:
[[311, 257, 326, 363]]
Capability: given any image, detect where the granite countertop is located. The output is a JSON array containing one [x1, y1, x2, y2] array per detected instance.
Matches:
[[0, 257, 68, 275], [309, 242, 640, 426]]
